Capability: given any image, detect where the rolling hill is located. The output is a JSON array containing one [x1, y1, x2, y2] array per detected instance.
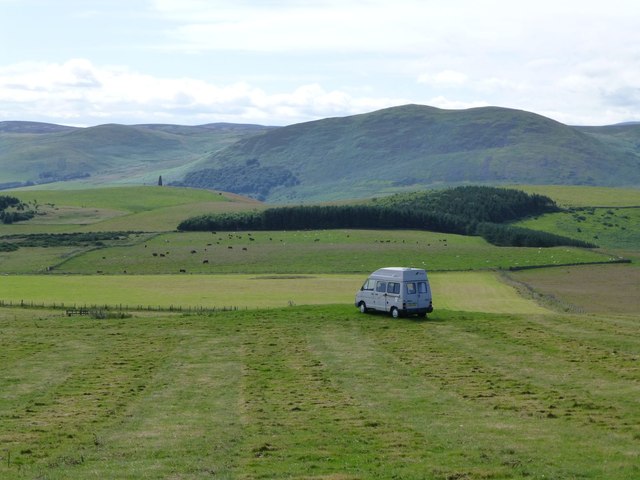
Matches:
[[2, 105, 640, 202], [184, 105, 640, 202], [0, 121, 273, 189]]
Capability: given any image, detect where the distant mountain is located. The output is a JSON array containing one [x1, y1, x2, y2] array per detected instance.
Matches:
[[2, 105, 640, 202], [0, 121, 78, 134], [0, 122, 273, 188], [184, 105, 640, 202]]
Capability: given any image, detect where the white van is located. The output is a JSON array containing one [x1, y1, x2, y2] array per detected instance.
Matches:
[[355, 267, 433, 318]]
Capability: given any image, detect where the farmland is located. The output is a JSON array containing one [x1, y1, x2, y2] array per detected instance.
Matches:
[[0, 184, 638, 479], [1, 305, 638, 479]]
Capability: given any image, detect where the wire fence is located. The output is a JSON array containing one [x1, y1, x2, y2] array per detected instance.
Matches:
[[0, 299, 243, 315]]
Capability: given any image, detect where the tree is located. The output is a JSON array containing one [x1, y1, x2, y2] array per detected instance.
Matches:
[[158, 175, 163, 186]]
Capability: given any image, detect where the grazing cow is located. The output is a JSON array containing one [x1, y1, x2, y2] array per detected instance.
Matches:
[[203, 260, 209, 264], [179, 269, 186, 273]]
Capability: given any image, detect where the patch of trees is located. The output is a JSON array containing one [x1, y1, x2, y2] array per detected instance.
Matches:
[[177, 186, 596, 249], [1, 232, 140, 250], [0, 195, 35, 224], [375, 186, 560, 223], [173, 159, 299, 200]]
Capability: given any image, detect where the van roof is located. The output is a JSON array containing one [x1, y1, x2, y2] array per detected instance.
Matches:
[[370, 267, 428, 280]]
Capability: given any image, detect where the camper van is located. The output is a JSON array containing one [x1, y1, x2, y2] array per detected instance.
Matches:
[[355, 267, 433, 318]]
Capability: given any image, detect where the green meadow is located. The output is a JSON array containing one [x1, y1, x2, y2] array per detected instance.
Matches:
[[1, 184, 638, 479], [0, 271, 548, 314], [1, 305, 638, 479]]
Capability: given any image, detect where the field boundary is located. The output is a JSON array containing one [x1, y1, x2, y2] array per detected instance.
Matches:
[[498, 271, 585, 313], [0, 299, 244, 315], [505, 257, 631, 271]]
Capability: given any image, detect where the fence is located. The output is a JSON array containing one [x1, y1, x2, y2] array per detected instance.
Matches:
[[0, 299, 242, 315]]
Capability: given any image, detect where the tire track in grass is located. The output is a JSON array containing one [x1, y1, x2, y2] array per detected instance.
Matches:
[[311, 311, 639, 479], [235, 309, 427, 479], [1, 317, 176, 477], [71, 318, 246, 480]]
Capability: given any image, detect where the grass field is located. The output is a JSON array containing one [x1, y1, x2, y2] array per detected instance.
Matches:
[[1, 186, 262, 234], [1, 229, 615, 276], [0, 271, 548, 314], [509, 264, 640, 314], [516, 207, 640, 251], [515, 185, 640, 208], [1, 305, 638, 479], [1, 184, 638, 479]]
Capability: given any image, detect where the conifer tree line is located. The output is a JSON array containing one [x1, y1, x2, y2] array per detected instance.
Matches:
[[177, 186, 596, 248]]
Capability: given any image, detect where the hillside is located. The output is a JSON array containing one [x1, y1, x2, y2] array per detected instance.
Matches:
[[0, 122, 272, 189], [184, 105, 640, 202], [3, 105, 640, 202]]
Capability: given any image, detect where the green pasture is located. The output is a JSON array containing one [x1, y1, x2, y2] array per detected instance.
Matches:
[[0, 271, 547, 314], [9, 186, 230, 213], [515, 185, 640, 208], [516, 206, 640, 251], [1, 305, 638, 479], [46, 230, 616, 275], [1, 186, 261, 234]]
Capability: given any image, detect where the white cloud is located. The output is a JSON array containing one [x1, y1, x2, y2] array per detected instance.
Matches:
[[149, 0, 447, 54], [418, 70, 469, 87], [0, 59, 405, 125], [3, 1, 640, 126]]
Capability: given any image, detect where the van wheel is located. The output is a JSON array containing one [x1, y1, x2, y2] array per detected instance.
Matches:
[[390, 307, 400, 319], [358, 302, 367, 314]]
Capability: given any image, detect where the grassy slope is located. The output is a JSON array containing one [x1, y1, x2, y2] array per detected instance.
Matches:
[[197, 105, 640, 202], [3, 110, 640, 204], [1, 305, 638, 479], [511, 185, 640, 252], [0, 186, 262, 234], [0, 124, 270, 186], [514, 185, 640, 208]]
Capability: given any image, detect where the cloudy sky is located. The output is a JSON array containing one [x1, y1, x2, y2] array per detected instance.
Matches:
[[1, 0, 639, 126]]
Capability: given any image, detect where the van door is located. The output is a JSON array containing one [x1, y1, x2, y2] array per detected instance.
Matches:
[[372, 281, 388, 311], [386, 281, 401, 313], [417, 281, 431, 308], [404, 281, 420, 310], [356, 278, 376, 309]]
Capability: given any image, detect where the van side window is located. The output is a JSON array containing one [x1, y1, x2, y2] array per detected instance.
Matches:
[[406, 282, 417, 294], [361, 279, 375, 291], [387, 282, 400, 294], [376, 281, 387, 293], [418, 282, 428, 294]]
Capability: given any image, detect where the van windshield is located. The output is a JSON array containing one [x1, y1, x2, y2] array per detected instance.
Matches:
[[361, 279, 375, 291]]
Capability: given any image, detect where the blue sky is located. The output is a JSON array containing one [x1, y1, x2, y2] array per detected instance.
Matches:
[[1, 0, 639, 126]]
